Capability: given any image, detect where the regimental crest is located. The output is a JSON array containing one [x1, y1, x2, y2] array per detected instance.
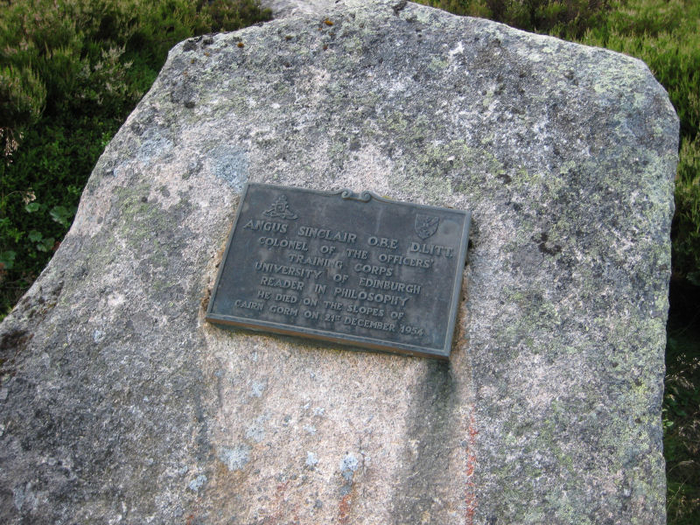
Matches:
[[263, 194, 298, 220], [415, 214, 440, 240]]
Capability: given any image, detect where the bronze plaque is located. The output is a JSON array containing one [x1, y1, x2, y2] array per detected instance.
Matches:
[[206, 183, 470, 359]]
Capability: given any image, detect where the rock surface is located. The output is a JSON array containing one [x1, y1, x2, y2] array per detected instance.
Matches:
[[0, 1, 678, 523]]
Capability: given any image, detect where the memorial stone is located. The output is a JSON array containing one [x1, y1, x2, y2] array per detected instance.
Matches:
[[0, 1, 679, 523]]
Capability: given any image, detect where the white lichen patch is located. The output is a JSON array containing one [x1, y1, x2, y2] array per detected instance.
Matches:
[[218, 445, 251, 472]]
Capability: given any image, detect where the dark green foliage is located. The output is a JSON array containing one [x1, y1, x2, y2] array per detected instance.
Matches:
[[0, 0, 271, 311], [0, 66, 46, 140], [418, 0, 612, 39], [665, 283, 700, 524], [675, 138, 700, 285]]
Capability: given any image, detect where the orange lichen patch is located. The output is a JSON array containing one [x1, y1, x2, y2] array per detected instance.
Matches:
[[464, 412, 478, 525], [252, 479, 302, 524], [338, 493, 353, 524]]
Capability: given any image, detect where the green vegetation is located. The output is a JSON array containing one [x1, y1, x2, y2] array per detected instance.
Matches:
[[665, 281, 700, 524], [0, 0, 698, 521], [0, 0, 271, 309], [419, 1, 700, 522], [417, 0, 613, 39]]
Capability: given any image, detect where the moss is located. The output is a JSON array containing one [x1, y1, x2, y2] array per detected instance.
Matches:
[[429, 56, 449, 71]]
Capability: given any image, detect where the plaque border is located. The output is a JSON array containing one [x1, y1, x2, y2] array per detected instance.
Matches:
[[205, 183, 471, 360]]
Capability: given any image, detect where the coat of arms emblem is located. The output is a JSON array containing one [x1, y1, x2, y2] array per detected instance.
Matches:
[[415, 214, 439, 240], [263, 194, 298, 220]]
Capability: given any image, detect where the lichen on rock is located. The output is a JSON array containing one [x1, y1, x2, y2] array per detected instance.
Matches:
[[0, 1, 678, 523]]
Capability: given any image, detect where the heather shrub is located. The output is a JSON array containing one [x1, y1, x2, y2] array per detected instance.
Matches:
[[418, 0, 612, 38], [0, 0, 270, 309]]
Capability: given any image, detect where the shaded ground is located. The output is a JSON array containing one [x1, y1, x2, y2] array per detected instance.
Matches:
[[665, 281, 700, 524]]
